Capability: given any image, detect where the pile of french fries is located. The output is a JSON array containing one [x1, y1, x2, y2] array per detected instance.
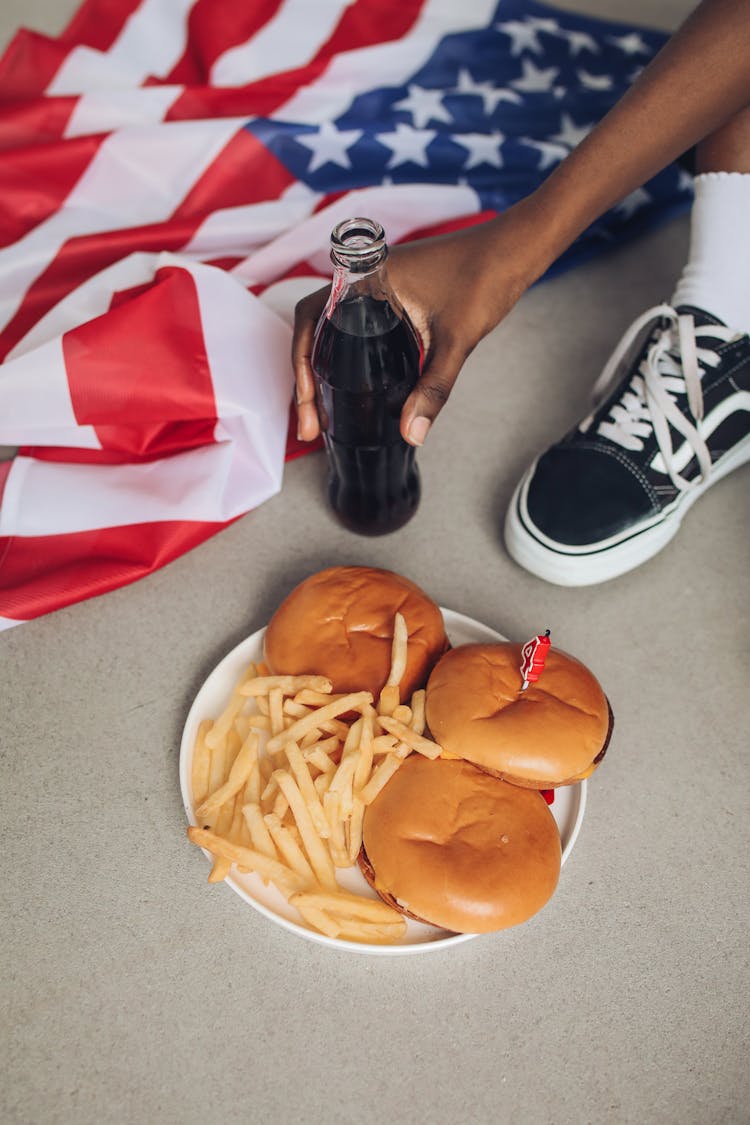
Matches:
[[187, 613, 444, 944]]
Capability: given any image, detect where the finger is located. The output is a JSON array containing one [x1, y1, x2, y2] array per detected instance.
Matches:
[[399, 346, 464, 446], [292, 288, 328, 442]]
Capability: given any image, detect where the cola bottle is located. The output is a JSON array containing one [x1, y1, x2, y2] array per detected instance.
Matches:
[[311, 217, 421, 536]]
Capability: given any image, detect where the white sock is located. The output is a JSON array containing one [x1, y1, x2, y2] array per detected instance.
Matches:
[[671, 171, 750, 336]]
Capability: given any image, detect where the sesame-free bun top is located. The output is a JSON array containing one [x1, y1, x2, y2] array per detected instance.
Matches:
[[425, 643, 611, 788], [263, 566, 448, 698], [360, 755, 561, 933]]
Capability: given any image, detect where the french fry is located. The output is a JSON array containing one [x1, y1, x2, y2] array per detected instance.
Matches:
[[242, 803, 278, 859], [273, 770, 338, 890], [347, 796, 365, 863], [371, 734, 398, 755], [313, 772, 332, 801], [410, 689, 426, 735], [284, 742, 330, 839], [283, 700, 311, 719], [322, 790, 349, 868], [187, 827, 305, 896], [243, 755, 262, 807], [305, 746, 337, 775], [299, 728, 323, 750], [271, 791, 289, 820], [336, 920, 408, 944], [293, 901, 341, 939], [233, 714, 252, 741], [386, 612, 408, 687], [392, 704, 412, 725], [377, 683, 399, 717], [266, 692, 373, 755], [294, 689, 345, 707], [208, 857, 232, 883], [377, 716, 442, 759], [248, 714, 272, 731], [196, 732, 260, 820], [268, 687, 284, 737], [329, 750, 358, 820], [263, 813, 315, 885], [191, 719, 212, 807], [353, 707, 375, 791], [239, 675, 332, 697], [358, 752, 406, 805], [205, 664, 256, 750], [291, 889, 405, 923]]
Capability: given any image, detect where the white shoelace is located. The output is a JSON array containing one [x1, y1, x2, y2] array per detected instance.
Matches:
[[583, 304, 735, 491]]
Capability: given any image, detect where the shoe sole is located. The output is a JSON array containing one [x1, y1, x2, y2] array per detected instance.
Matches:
[[504, 434, 750, 586]]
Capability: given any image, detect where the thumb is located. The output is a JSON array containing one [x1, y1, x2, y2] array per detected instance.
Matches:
[[400, 344, 465, 446]]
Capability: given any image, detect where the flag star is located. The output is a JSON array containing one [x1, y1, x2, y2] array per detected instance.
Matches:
[[511, 58, 559, 93], [454, 68, 521, 111], [614, 186, 651, 218], [522, 137, 568, 170], [452, 131, 504, 170], [495, 19, 543, 55], [578, 69, 613, 90], [393, 84, 452, 129], [550, 113, 592, 149], [609, 31, 650, 55], [628, 66, 645, 84], [296, 121, 363, 173], [377, 122, 435, 168], [564, 30, 600, 55], [553, 85, 567, 99], [527, 17, 560, 34]]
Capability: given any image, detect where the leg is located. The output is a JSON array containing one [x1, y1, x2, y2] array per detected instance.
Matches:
[[695, 104, 750, 173], [503, 113, 750, 587]]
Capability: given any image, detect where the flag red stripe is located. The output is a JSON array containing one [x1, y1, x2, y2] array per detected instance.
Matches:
[[0, 32, 76, 98], [164, 0, 284, 86], [61, 0, 147, 53], [165, 0, 426, 121], [0, 516, 237, 623], [0, 133, 102, 249], [0, 96, 80, 153], [171, 126, 296, 218]]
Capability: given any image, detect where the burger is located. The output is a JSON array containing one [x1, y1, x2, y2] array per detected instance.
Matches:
[[425, 642, 612, 788], [359, 755, 561, 933], [263, 566, 448, 698]]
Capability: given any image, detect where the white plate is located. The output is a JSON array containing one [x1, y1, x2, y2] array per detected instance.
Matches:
[[179, 608, 587, 955]]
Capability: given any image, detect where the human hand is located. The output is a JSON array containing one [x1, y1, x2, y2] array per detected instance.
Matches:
[[292, 198, 551, 446]]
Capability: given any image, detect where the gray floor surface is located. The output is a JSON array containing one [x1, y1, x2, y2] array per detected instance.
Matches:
[[2, 2, 748, 1124]]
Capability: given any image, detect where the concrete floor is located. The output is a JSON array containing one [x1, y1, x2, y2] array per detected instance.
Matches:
[[2, 2, 748, 1124]]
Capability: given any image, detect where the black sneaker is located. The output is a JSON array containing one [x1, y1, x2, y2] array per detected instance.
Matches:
[[504, 304, 750, 585]]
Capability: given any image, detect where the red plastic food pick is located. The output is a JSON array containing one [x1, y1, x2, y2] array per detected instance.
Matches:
[[520, 629, 551, 691]]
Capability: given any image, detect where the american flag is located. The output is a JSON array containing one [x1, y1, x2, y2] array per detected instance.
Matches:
[[0, 0, 690, 630]]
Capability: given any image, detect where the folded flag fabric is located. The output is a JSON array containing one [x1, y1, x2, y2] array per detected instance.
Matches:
[[0, 0, 691, 631]]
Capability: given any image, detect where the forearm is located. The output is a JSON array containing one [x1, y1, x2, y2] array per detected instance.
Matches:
[[492, 0, 750, 281]]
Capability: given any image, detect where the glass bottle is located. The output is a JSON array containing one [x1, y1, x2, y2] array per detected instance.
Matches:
[[311, 217, 421, 536]]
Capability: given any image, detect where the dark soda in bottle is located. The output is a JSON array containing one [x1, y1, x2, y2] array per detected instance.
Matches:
[[311, 217, 421, 536]]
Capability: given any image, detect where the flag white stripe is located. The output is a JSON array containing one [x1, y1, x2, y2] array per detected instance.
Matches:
[[0, 118, 245, 334], [47, 0, 197, 94], [0, 335, 100, 448], [64, 85, 185, 137], [210, 0, 355, 88], [181, 182, 322, 258], [232, 181, 480, 285], [272, 0, 498, 123]]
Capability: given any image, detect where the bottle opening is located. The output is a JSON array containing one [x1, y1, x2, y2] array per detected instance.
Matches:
[[330, 217, 387, 271]]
